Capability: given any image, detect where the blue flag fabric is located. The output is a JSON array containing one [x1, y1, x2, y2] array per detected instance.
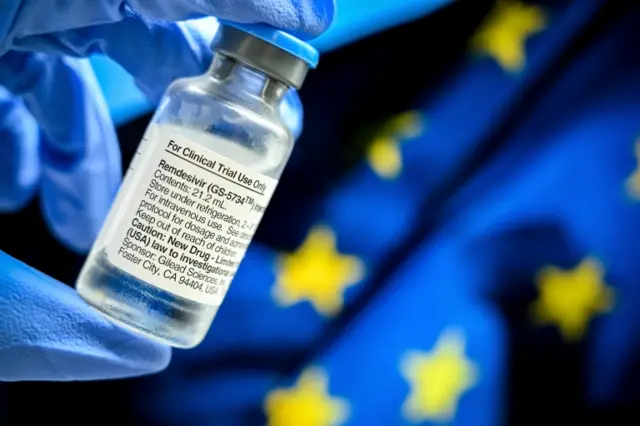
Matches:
[[128, 1, 640, 425]]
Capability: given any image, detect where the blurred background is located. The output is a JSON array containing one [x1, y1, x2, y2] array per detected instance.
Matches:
[[2, 0, 640, 424]]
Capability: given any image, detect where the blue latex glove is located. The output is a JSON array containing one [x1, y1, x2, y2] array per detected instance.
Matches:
[[0, 0, 333, 381]]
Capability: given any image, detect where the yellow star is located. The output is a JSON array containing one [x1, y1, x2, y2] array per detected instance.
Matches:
[[400, 328, 478, 423], [366, 111, 423, 179], [470, 0, 547, 72], [264, 368, 349, 426], [625, 137, 640, 199], [530, 257, 615, 341], [272, 226, 365, 316]]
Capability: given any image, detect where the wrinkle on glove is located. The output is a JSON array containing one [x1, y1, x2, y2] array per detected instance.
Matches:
[[0, 250, 171, 381]]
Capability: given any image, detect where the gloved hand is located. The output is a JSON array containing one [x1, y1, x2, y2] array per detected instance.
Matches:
[[0, 0, 334, 381]]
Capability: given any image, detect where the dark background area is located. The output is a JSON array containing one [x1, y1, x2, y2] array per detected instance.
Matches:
[[1, 1, 639, 424]]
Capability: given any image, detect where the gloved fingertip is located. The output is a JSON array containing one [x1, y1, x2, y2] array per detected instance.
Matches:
[[295, 0, 337, 39], [39, 185, 105, 254], [0, 89, 40, 213], [0, 186, 37, 213], [0, 250, 171, 381], [53, 320, 173, 380], [0, 170, 38, 214]]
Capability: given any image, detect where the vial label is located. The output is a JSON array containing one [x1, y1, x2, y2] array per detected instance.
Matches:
[[105, 127, 277, 306]]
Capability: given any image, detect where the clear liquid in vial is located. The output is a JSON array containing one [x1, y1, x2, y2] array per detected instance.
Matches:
[[76, 124, 282, 348]]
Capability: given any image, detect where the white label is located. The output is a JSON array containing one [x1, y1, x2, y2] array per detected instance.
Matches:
[[105, 126, 277, 305]]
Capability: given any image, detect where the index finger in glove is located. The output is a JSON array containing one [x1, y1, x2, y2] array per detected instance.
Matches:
[[24, 16, 303, 111], [2, 0, 335, 52], [0, 250, 171, 381]]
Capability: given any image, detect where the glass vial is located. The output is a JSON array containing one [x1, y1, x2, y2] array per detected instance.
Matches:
[[76, 22, 319, 348]]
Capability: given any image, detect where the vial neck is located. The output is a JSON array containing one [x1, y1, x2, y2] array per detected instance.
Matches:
[[207, 53, 288, 107]]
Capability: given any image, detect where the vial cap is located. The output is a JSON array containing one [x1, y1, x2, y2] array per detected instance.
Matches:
[[218, 20, 320, 69], [212, 21, 319, 89]]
